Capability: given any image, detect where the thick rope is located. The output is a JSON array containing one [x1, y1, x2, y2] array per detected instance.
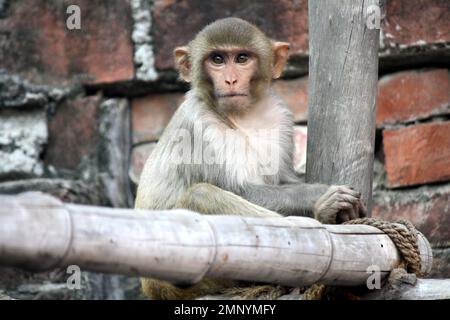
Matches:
[[303, 284, 328, 300], [304, 217, 423, 300], [224, 285, 287, 300], [344, 218, 422, 276]]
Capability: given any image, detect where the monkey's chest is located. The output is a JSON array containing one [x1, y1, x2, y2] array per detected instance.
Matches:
[[229, 128, 285, 185]]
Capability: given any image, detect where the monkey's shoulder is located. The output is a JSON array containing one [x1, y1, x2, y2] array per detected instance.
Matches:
[[167, 91, 218, 126]]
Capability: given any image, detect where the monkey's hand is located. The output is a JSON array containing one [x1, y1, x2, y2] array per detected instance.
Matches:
[[313, 185, 367, 224]]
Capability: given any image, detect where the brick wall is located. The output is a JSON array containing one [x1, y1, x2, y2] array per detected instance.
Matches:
[[0, 0, 449, 298]]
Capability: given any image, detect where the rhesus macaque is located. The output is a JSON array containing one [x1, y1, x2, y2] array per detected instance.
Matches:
[[135, 17, 367, 299]]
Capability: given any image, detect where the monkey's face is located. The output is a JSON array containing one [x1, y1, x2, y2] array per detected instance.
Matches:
[[173, 18, 290, 116], [204, 48, 264, 114]]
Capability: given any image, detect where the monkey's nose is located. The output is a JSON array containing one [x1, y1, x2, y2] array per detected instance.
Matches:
[[225, 79, 238, 86]]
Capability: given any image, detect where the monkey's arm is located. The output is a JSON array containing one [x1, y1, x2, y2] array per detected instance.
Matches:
[[238, 183, 327, 217], [237, 183, 364, 223]]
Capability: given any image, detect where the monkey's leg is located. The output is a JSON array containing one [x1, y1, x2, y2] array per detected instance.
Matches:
[[142, 183, 286, 300], [177, 183, 282, 217]]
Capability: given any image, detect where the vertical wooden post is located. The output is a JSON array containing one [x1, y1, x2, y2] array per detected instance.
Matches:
[[306, 0, 380, 213]]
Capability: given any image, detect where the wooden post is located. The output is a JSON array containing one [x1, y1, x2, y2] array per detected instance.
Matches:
[[306, 0, 380, 213], [0, 193, 433, 287]]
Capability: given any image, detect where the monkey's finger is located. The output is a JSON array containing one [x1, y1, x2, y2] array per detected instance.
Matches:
[[334, 185, 361, 198], [359, 200, 368, 218], [331, 199, 352, 210], [334, 193, 359, 204], [326, 194, 358, 212], [348, 203, 357, 220], [322, 188, 359, 209], [332, 201, 353, 211], [337, 185, 361, 198]]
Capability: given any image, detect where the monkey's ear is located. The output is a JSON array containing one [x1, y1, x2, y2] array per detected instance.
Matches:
[[272, 42, 290, 79], [174, 46, 191, 82]]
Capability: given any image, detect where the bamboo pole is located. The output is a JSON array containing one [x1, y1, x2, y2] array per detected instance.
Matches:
[[0, 192, 433, 288]]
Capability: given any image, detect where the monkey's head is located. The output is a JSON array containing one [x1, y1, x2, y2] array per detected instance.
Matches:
[[174, 18, 290, 116]]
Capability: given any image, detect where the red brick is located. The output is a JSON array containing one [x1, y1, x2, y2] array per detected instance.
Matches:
[[45, 95, 101, 169], [273, 78, 308, 123], [383, 0, 450, 47], [0, 0, 134, 85], [152, 0, 308, 70], [372, 187, 450, 245], [153, 0, 450, 71], [383, 122, 450, 187], [132, 93, 184, 144], [377, 69, 450, 126], [129, 143, 157, 184]]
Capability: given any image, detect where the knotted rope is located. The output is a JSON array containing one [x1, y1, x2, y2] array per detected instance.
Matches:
[[344, 218, 422, 275], [304, 217, 423, 300]]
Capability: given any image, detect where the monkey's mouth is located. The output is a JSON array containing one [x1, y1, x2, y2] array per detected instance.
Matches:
[[217, 93, 248, 98]]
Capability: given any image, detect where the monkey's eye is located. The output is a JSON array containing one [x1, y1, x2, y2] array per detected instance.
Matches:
[[236, 53, 249, 64], [210, 53, 225, 65]]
